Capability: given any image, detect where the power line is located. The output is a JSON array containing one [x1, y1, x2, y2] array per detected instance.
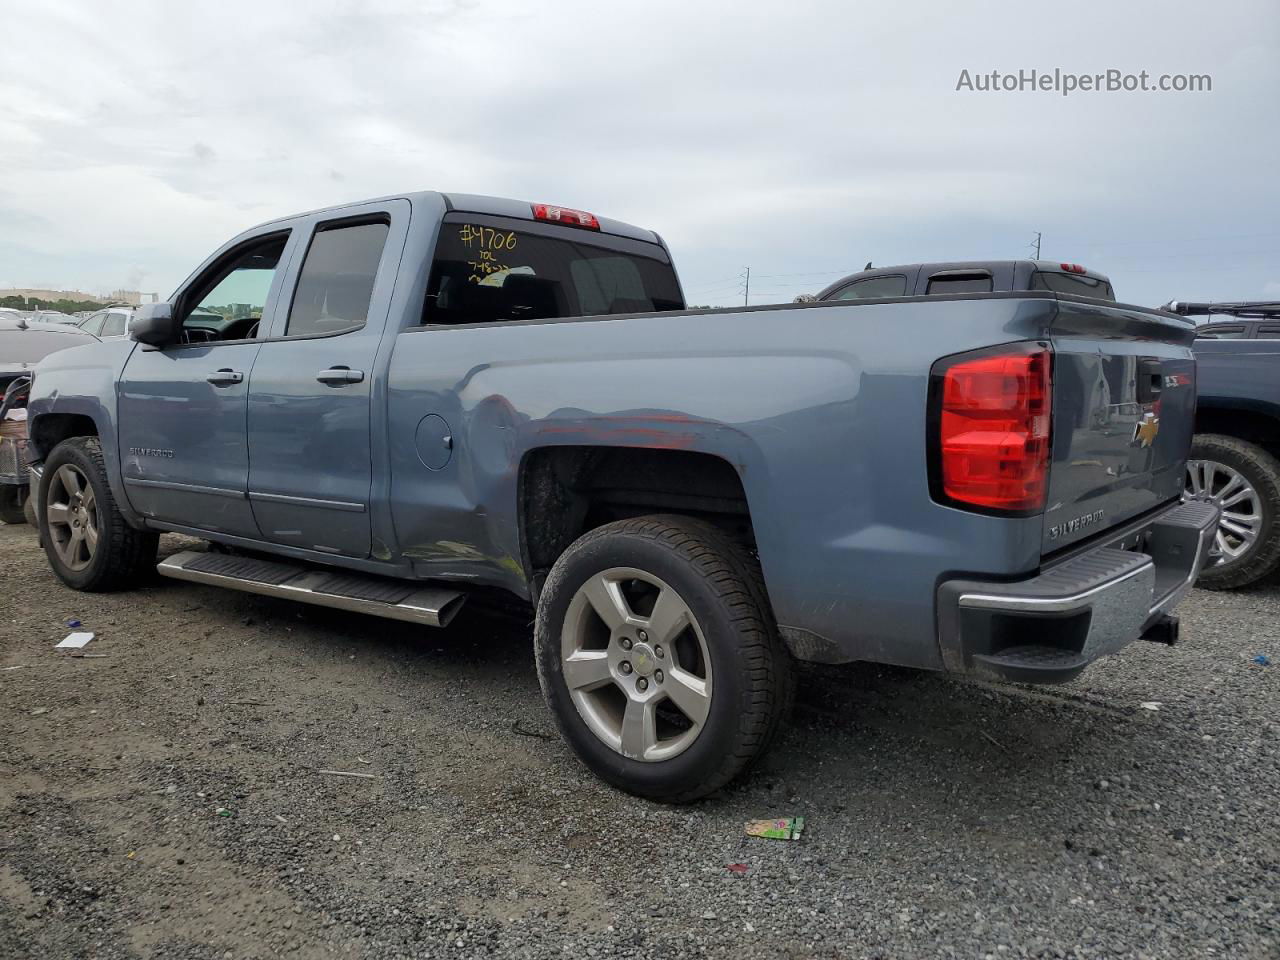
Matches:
[[1029, 231, 1042, 259]]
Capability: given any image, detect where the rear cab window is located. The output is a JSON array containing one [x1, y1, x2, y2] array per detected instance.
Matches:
[[1030, 270, 1115, 301], [1194, 324, 1248, 339], [423, 214, 683, 325]]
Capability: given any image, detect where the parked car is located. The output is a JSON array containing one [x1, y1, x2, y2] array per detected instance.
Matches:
[[813, 260, 1116, 302], [29, 311, 80, 325], [25, 192, 1213, 800], [1163, 300, 1280, 588], [0, 316, 99, 524], [77, 306, 134, 339]]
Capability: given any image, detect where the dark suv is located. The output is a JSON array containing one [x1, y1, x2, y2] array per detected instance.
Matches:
[[815, 260, 1116, 302]]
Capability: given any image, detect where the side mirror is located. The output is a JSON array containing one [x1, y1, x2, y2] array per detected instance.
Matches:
[[129, 302, 181, 346]]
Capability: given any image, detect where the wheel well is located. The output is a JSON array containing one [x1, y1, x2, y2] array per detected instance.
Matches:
[[30, 414, 98, 460], [1195, 407, 1280, 458], [519, 446, 756, 598]]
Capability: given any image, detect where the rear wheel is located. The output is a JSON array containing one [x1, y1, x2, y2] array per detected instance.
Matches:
[[1184, 433, 1280, 590], [40, 437, 159, 591], [534, 515, 793, 802]]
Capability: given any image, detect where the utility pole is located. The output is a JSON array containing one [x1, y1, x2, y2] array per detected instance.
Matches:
[[1030, 231, 1042, 259], [741, 266, 751, 305]]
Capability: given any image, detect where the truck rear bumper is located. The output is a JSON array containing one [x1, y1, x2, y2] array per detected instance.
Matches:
[[936, 500, 1218, 683]]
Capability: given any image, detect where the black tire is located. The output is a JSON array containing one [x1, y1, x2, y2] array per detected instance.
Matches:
[[534, 514, 794, 802], [39, 437, 159, 591], [22, 490, 36, 527], [1188, 434, 1280, 590], [0, 485, 25, 525]]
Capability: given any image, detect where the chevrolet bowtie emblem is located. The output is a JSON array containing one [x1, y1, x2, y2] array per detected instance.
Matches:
[[1133, 412, 1160, 448]]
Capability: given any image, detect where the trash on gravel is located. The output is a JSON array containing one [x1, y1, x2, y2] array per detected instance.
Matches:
[[1138, 701, 1162, 711], [726, 863, 750, 874], [55, 632, 94, 651], [745, 816, 806, 841], [1253, 654, 1271, 666], [215, 807, 233, 817], [66, 619, 81, 628], [317, 769, 378, 780], [30, 707, 49, 716]]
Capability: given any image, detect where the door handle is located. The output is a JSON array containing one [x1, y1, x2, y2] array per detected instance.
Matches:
[[316, 367, 365, 385], [206, 368, 244, 386]]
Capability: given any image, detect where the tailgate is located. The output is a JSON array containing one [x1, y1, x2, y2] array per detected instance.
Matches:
[[1043, 299, 1197, 553]]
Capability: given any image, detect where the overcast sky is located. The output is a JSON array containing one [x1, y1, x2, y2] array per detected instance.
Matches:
[[1, 0, 1277, 307]]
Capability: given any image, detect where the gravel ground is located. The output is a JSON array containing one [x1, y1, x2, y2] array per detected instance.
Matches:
[[1, 520, 1277, 959]]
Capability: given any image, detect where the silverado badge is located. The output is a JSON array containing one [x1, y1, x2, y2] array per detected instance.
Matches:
[[1132, 412, 1160, 448]]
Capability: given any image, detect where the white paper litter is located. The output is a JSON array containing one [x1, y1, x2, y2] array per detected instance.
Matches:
[[55, 632, 95, 650]]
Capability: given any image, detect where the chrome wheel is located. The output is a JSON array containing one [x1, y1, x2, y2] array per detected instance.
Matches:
[[45, 464, 99, 571], [560, 567, 712, 762], [1185, 459, 1262, 565]]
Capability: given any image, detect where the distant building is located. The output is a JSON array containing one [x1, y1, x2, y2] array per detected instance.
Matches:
[[0, 287, 159, 306]]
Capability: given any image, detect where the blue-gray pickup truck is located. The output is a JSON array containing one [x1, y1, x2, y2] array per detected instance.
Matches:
[[24, 192, 1216, 800]]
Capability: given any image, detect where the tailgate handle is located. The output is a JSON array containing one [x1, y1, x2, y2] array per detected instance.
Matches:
[[1137, 359, 1163, 404]]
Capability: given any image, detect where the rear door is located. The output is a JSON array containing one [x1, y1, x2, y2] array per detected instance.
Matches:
[[1042, 300, 1197, 552], [245, 199, 407, 558]]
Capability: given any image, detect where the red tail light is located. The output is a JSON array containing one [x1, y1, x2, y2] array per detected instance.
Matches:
[[1060, 263, 1087, 274], [932, 343, 1051, 513], [531, 203, 600, 230]]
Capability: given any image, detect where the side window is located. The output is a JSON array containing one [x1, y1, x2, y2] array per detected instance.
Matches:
[[181, 234, 288, 342], [926, 273, 993, 295], [79, 312, 105, 336], [1194, 325, 1247, 339], [1255, 325, 1280, 339], [831, 275, 907, 300], [285, 221, 389, 337], [101, 312, 128, 337]]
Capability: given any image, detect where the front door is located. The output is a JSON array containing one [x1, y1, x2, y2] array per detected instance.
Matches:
[[117, 230, 295, 538], [246, 201, 406, 558]]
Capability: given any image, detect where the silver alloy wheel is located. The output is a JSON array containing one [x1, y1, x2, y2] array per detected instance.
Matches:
[[560, 567, 713, 762], [45, 464, 99, 572], [1185, 459, 1262, 565]]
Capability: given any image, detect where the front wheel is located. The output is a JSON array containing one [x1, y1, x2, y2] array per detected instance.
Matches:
[[1184, 434, 1280, 590], [534, 515, 793, 802], [39, 437, 159, 591]]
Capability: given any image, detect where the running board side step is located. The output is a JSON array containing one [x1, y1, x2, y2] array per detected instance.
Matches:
[[156, 550, 467, 627]]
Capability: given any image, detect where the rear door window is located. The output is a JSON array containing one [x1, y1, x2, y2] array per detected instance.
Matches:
[[424, 214, 683, 325], [286, 220, 390, 337], [829, 275, 907, 300], [1255, 325, 1280, 339], [926, 273, 992, 295], [78, 312, 105, 336], [101, 312, 129, 337], [1031, 271, 1115, 300]]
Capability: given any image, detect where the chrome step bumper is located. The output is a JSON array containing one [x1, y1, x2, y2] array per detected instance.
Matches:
[[936, 500, 1219, 683], [157, 550, 467, 627]]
